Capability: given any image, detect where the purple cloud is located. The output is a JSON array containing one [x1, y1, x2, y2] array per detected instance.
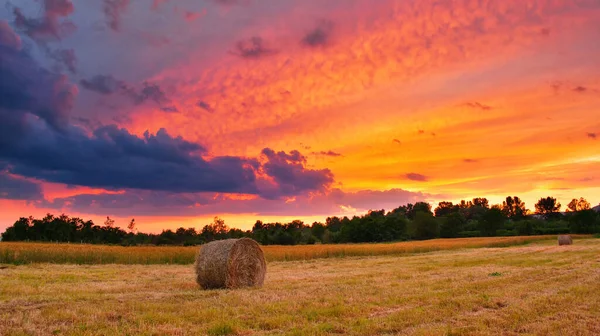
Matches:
[[43, 187, 435, 218], [258, 148, 334, 199], [80, 75, 126, 95], [302, 20, 334, 48], [231, 36, 277, 59], [197, 100, 214, 112], [0, 23, 333, 200], [52, 48, 77, 73], [0, 21, 22, 49], [313, 150, 342, 157], [103, 0, 130, 32], [13, 0, 76, 41], [0, 172, 43, 201], [405, 173, 428, 182], [465, 102, 492, 110]]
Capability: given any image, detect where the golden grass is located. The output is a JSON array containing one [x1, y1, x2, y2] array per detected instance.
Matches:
[[1, 238, 599, 335], [0, 235, 568, 265]]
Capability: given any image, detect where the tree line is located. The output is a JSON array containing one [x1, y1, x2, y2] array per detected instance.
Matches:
[[1, 196, 599, 245]]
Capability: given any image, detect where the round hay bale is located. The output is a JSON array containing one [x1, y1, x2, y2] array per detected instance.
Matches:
[[558, 235, 573, 246], [194, 238, 266, 289]]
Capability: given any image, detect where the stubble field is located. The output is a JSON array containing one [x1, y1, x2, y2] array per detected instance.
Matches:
[[1, 237, 599, 335]]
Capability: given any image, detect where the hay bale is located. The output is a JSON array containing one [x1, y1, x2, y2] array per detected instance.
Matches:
[[558, 235, 573, 246], [194, 238, 266, 289]]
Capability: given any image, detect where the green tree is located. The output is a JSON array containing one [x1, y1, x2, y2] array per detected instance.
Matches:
[[410, 211, 439, 240], [479, 206, 505, 236], [439, 212, 465, 238], [310, 222, 326, 241], [568, 209, 598, 233], [407, 202, 433, 220]]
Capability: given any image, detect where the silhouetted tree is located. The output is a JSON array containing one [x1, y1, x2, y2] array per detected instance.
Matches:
[[535, 197, 562, 219], [434, 201, 458, 217], [472, 198, 489, 209], [407, 202, 433, 220], [127, 218, 136, 233], [104, 216, 115, 228], [502, 196, 528, 219], [567, 198, 591, 212]]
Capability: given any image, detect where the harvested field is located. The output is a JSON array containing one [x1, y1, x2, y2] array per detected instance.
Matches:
[[1, 238, 599, 335], [0, 235, 568, 265]]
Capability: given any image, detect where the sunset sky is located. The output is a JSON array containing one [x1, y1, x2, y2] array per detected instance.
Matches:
[[1, 0, 599, 233]]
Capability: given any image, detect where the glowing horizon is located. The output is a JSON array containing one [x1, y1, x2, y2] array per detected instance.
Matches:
[[1, 0, 599, 234]]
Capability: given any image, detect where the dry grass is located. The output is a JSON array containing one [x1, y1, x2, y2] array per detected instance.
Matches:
[[0, 235, 567, 265], [1, 238, 599, 335]]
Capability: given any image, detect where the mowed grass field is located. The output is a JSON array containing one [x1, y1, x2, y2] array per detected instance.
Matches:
[[0, 236, 564, 264], [1, 237, 600, 335]]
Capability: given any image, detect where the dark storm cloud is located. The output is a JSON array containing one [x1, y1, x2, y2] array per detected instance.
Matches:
[[0, 172, 43, 201], [405, 173, 428, 182], [103, 0, 130, 32], [302, 20, 334, 48], [0, 25, 76, 137], [259, 148, 334, 199], [231, 36, 277, 59], [0, 23, 333, 199]]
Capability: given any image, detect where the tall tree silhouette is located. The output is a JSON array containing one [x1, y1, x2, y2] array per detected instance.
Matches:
[[502, 196, 528, 219], [535, 197, 561, 218]]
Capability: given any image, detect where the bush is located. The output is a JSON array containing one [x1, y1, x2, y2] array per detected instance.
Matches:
[[568, 210, 599, 234], [496, 229, 516, 236], [457, 230, 481, 238]]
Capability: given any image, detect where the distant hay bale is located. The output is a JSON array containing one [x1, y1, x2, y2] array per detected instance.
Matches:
[[558, 235, 573, 246], [194, 238, 266, 289]]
